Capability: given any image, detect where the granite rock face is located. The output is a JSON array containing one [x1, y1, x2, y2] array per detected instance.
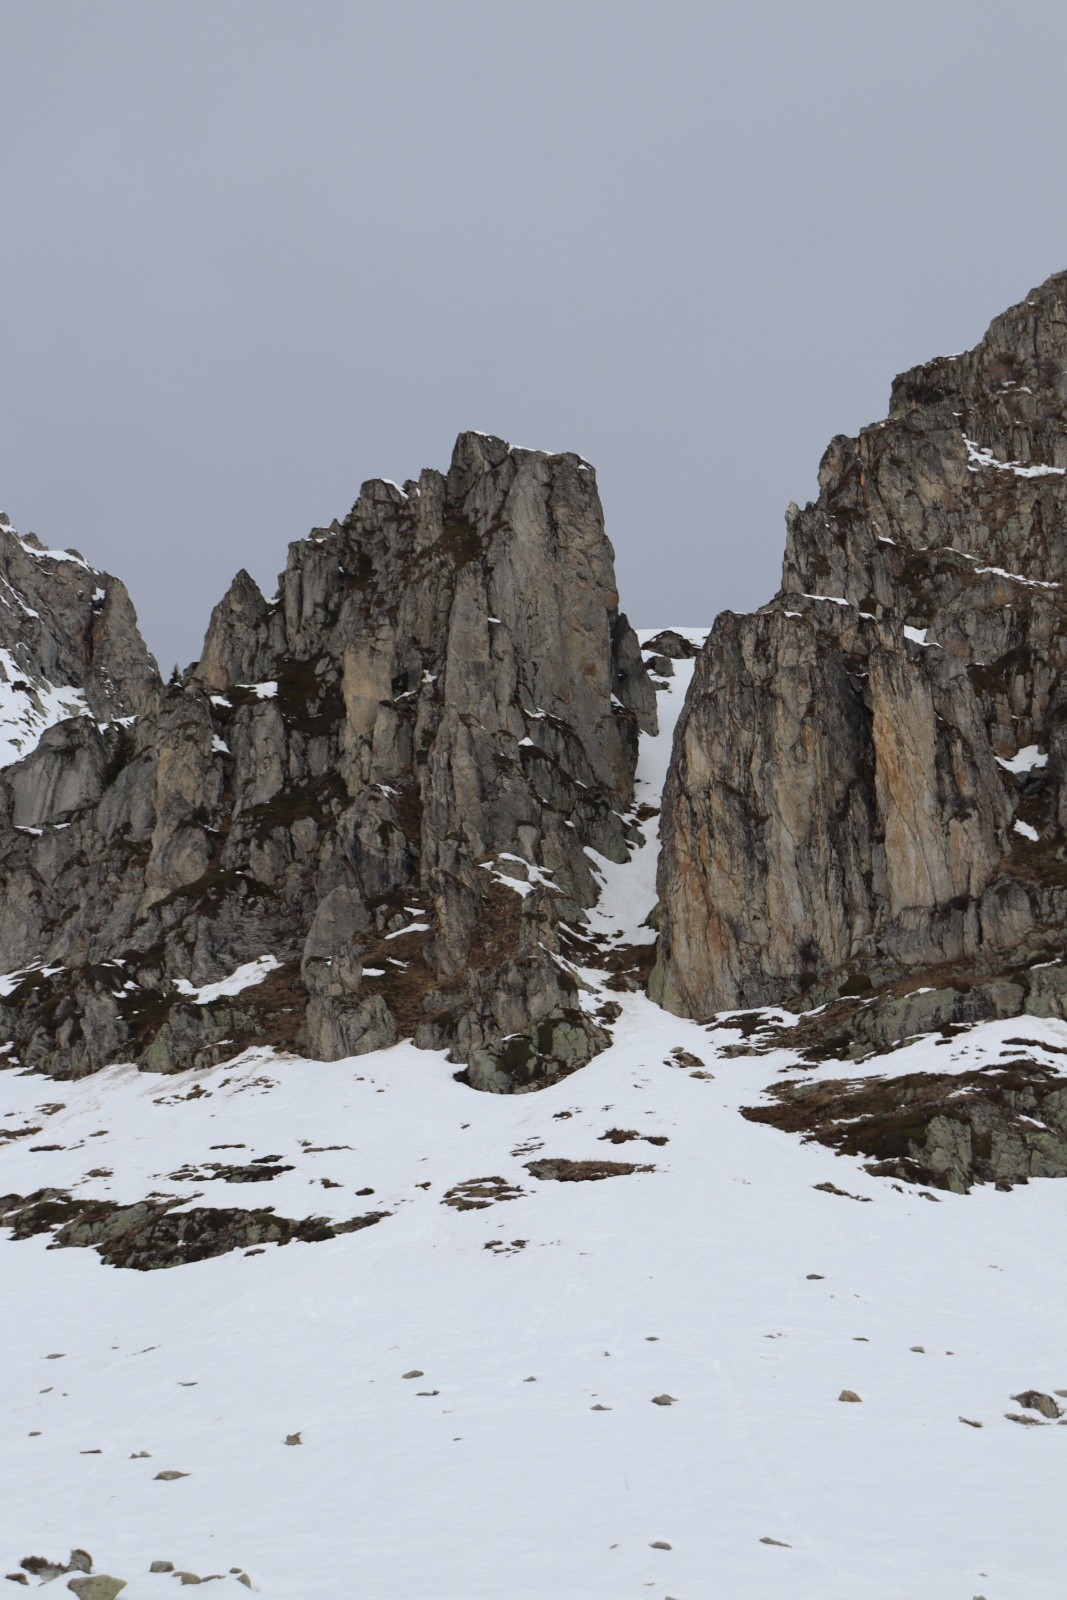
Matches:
[[0, 434, 653, 1088], [653, 269, 1067, 1019]]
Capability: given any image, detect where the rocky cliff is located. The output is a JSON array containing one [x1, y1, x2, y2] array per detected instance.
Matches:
[[653, 269, 1067, 1036], [0, 433, 655, 1089], [0, 512, 157, 761]]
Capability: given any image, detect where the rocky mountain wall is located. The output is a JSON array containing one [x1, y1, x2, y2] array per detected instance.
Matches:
[[0, 512, 158, 763], [653, 269, 1067, 1022], [0, 434, 654, 1088]]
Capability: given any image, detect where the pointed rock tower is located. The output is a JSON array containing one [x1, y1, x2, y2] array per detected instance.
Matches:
[[0, 436, 653, 1089]]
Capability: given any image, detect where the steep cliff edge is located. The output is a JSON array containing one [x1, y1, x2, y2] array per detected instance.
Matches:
[[0, 433, 654, 1087], [653, 269, 1067, 1031]]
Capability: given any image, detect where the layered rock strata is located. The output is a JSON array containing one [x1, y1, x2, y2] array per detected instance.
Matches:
[[653, 269, 1067, 1021], [0, 433, 654, 1086]]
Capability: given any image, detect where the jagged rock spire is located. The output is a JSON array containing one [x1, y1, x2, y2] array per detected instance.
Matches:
[[0, 436, 653, 1090]]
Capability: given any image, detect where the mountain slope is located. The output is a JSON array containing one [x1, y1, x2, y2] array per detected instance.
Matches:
[[3, 650, 1066, 1600], [8, 268, 1067, 1598]]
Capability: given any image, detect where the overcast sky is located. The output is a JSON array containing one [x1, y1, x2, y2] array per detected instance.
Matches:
[[3, 1, 1067, 671]]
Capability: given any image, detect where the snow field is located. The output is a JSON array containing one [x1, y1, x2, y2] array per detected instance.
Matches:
[[2, 628, 1066, 1598]]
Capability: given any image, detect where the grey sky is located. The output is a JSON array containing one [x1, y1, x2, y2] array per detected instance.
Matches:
[[3, 1, 1067, 672]]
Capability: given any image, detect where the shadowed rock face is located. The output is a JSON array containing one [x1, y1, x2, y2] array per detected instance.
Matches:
[[653, 269, 1067, 1019], [0, 434, 653, 1087]]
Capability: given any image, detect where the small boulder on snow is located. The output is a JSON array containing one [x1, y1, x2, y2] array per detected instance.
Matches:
[[66, 1579, 126, 1600], [1011, 1389, 1062, 1419]]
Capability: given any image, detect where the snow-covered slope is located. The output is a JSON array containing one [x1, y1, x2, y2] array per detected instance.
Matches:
[[3, 637, 1065, 1600]]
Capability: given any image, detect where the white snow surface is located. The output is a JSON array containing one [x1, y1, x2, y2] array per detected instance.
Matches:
[[996, 744, 1049, 774], [578, 630, 702, 952], [3, 626, 1067, 1598], [0, 646, 91, 771], [12, 530, 94, 571], [481, 854, 560, 899], [974, 564, 1059, 590], [172, 956, 281, 1007], [0, 961, 64, 997], [902, 625, 940, 649], [963, 435, 1066, 478]]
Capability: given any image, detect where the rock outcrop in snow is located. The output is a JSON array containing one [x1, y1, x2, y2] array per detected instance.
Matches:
[[0, 435, 654, 1086], [652, 269, 1067, 1031]]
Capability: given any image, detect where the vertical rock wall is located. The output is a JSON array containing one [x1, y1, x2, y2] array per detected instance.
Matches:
[[653, 270, 1067, 1018]]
